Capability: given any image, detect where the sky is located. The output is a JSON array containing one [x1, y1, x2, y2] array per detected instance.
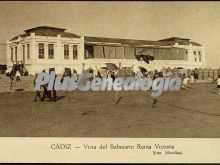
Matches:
[[0, 1, 219, 68]]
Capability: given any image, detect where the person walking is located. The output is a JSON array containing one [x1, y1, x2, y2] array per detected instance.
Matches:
[[48, 69, 57, 102], [34, 72, 41, 102], [182, 73, 189, 90], [40, 69, 50, 101]]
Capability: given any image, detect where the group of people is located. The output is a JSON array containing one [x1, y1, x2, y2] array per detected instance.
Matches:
[[34, 69, 57, 102], [77, 66, 219, 92], [84, 66, 200, 90], [33, 66, 220, 102]]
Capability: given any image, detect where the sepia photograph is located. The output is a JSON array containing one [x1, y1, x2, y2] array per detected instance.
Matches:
[[0, 1, 220, 140]]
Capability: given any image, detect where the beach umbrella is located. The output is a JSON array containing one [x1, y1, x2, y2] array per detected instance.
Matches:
[[101, 67, 107, 69], [177, 67, 184, 69], [135, 53, 154, 64], [135, 49, 155, 60], [105, 63, 119, 71]]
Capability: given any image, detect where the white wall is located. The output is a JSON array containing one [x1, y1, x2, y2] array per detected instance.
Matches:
[[7, 35, 207, 74]]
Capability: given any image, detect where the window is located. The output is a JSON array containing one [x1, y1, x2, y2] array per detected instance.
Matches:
[[22, 45, 25, 63], [84, 50, 89, 59], [38, 43, 44, 59], [64, 45, 69, 59], [10, 47, 13, 62], [27, 44, 30, 60], [193, 51, 197, 62], [185, 51, 188, 55], [72, 45, 78, 59], [198, 51, 202, 62], [15, 47, 17, 62], [48, 44, 54, 59]]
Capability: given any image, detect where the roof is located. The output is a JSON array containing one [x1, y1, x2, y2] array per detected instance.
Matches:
[[9, 26, 202, 46], [10, 33, 29, 41], [159, 37, 191, 41], [10, 26, 80, 41], [190, 42, 201, 46], [61, 32, 80, 38], [157, 37, 201, 46], [84, 36, 160, 46], [85, 36, 202, 46], [25, 26, 66, 33]]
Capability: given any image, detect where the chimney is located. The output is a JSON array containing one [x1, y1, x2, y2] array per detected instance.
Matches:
[[30, 33, 35, 37]]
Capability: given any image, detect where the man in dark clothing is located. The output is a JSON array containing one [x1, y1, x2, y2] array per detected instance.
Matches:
[[193, 68, 199, 80], [46, 69, 57, 102], [41, 84, 50, 101], [38, 69, 51, 102]]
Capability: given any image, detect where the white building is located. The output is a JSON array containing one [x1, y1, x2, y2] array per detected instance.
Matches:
[[7, 26, 206, 74]]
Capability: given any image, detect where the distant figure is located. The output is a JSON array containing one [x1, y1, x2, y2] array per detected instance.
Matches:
[[165, 71, 172, 78], [194, 68, 199, 81], [34, 72, 41, 102], [40, 70, 50, 101], [41, 84, 49, 101], [107, 70, 111, 78], [136, 71, 143, 81], [153, 69, 159, 79], [182, 75, 190, 90], [181, 73, 186, 82], [110, 72, 116, 81], [217, 75, 220, 94], [48, 69, 57, 101], [72, 69, 77, 77], [93, 67, 98, 77], [97, 71, 102, 78], [190, 73, 194, 86], [158, 71, 163, 77]]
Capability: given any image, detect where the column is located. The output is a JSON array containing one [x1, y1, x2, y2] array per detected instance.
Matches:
[[78, 36, 85, 60], [6, 40, 10, 66], [201, 46, 206, 68], [188, 44, 194, 68], [29, 33, 37, 73], [56, 34, 62, 73]]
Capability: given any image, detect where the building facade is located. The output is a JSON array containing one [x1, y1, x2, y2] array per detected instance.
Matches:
[[7, 26, 206, 74]]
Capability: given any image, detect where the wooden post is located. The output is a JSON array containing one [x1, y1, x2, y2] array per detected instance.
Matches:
[[9, 64, 16, 90], [82, 62, 85, 73], [114, 62, 121, 104], [9, 79, 13, 90]]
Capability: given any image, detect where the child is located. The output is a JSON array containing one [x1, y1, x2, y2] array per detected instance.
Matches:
[[182, 75, 190, 90]]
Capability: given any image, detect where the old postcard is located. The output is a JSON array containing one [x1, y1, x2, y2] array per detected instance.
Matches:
[[0, 1, 220, 163]]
